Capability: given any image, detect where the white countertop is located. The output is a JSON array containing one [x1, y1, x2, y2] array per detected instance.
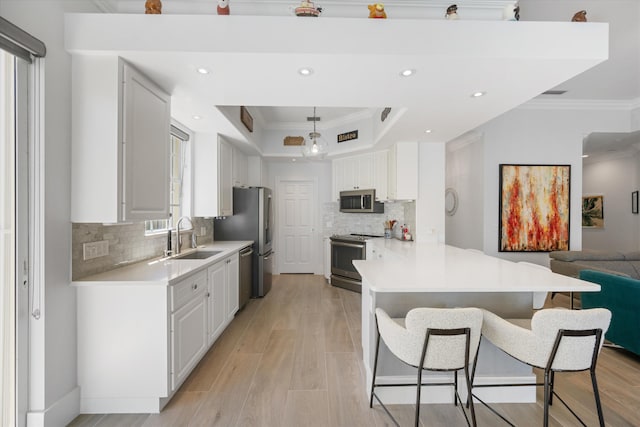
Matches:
[[354, 240, 600, 294], [72, 241, 253, 286]]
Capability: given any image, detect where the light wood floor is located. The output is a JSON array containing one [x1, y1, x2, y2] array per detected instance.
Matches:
[[69, 275, 640, 427]]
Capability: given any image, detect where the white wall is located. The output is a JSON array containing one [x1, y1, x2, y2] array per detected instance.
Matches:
[[478, 105, 631, 265], [1, 1, 99, 425], [417, 142, 445, 243], [267, 160, 332, 274], [583, 155, 640, 252], [445, 133, 484, 250]]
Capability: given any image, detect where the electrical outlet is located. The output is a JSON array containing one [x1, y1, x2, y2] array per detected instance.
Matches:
[[200, 226, 206, 236], [83, 240, 109, 260]]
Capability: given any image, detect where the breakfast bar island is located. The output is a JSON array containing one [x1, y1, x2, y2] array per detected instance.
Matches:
[[353, 240, 601, 405]]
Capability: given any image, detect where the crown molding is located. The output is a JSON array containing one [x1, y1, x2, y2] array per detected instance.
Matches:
[[520, 97, 640, 111]]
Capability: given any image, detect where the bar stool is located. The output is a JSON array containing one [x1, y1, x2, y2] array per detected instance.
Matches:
[[370, 307, 483, 427], [472, 308, 611, 427]]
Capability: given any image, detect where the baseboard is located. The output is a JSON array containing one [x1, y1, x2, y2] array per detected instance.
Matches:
[[27, 386, 80, 427]]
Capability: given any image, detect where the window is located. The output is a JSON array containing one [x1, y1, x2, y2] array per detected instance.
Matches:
[[144, 125, 190, 234]]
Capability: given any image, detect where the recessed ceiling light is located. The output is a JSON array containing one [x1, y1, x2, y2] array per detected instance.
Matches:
[[425, 129, 432, 134], [196, 68, 209, 75], [471, 91, 486, 98], [298, 68, 314, 76], [582, 154, 589, 158], [400, 69, 415, 77], [193, 115, 201, 120], [292, 158, 297, 162]]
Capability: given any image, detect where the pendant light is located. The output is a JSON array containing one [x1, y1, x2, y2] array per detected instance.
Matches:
[[301, 107, 328, 159]]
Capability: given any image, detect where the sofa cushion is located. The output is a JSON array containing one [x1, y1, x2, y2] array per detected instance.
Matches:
[[627, 261, 640, 278], [549, 250, 625, 262], [576, 261, 639, 279], [580, 270, 640, 356]]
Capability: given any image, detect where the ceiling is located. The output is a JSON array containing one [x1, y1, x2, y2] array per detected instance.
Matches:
[[82, 0, 638, 157]]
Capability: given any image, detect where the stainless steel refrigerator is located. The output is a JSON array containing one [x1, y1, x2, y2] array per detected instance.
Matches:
[[214, 187, 273, 298]]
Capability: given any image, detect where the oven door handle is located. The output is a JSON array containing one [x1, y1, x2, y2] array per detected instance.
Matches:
[[331, 241, 365, 250]]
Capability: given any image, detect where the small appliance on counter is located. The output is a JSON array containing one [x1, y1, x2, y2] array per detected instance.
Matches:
[[214, 187, 273, 298]]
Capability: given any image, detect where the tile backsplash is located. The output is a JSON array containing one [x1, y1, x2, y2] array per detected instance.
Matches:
[[322, 201, 416, 238], [72, 217, 213, 280]]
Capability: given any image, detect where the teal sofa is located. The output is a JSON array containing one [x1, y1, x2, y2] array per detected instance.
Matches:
[[580, 270, 640, 357]]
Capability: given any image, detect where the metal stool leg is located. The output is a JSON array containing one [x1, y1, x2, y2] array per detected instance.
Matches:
[[415, 367, 423, 427], [370, 328, 381, 408], [591, 369, 605, 427]]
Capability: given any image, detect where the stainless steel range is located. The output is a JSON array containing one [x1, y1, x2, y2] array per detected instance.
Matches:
[[330, 233, 383, 293]]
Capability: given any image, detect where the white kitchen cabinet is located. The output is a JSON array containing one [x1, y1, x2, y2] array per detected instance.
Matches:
[[193, 134, 233, 217], [233, 147, 248, 187], [373, 150, 388, 201], [332, 151, 387, 200], [206, 252, 239, 345], [247, 155, 268, 187], [388, 142, 418, 200], [75, 245, 248, 414], [333, 153, 372, 198], [323, 237, 331, 281], [218, 138, 234, 216], [71, 56, 171, 223], [226, 253, 240, 319], [171, 292, 208, 390], [207, 260, 226, 344], [170, 271, 207, 390]]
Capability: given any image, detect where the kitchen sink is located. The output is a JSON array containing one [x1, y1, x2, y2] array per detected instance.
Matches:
[[173, 250, 222, 260]]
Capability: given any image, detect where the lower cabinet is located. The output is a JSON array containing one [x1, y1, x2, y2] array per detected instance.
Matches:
[[171, 295, 208, 390], [207, 252, 240, 345], [76, 250, 242, 414]]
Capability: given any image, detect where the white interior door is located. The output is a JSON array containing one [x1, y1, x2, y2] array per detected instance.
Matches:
[[278, 179, 316, 274]]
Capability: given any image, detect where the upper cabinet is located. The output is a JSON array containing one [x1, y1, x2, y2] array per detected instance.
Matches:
[[218, 138, 233, 216], [71, 56, 171, 223], [388, 142, 418, 200], [332, 151, 387, 201], [232, 147, 248, 188], [193, 135, 233, 217]]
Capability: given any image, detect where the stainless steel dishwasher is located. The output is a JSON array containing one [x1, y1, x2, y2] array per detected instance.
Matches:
[[239, 246, 253, 309]]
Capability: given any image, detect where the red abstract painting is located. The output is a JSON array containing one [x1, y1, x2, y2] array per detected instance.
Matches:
[[499, 164, 570, 252]]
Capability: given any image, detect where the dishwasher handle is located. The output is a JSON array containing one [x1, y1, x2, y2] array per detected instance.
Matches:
[[240, 248, 254, 257]]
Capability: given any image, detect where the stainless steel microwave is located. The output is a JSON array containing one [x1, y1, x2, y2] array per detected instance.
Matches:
[[339, 189, 384, 213]]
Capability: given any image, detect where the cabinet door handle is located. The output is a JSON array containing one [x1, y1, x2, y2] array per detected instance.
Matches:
[[206, 292, 210, 297], [192, 284, 198, 290]]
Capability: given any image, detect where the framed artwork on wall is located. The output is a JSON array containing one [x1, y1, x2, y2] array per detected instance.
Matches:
[[582, 195, 604, 228], [499, 164, 571, 252], [633, 191, 639, 214]]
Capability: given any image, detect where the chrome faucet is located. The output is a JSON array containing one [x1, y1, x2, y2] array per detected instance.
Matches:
[[175, 216, 194, 254]]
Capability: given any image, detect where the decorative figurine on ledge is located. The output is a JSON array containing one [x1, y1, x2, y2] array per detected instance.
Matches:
[[293, 0, 322, 17], [368, 3, 387, 19], [503, 4, 520, 21], [445, 4, 459, 20], [145, 0, 162, 14], [572, 10, 587, 22], [217, 0, 230, 15]]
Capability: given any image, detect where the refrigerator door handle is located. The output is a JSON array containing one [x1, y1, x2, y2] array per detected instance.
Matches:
[[264, 251, 274, 260]]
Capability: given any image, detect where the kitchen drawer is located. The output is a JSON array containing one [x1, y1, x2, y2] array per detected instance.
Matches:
[[171, 270, 207, 312]]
